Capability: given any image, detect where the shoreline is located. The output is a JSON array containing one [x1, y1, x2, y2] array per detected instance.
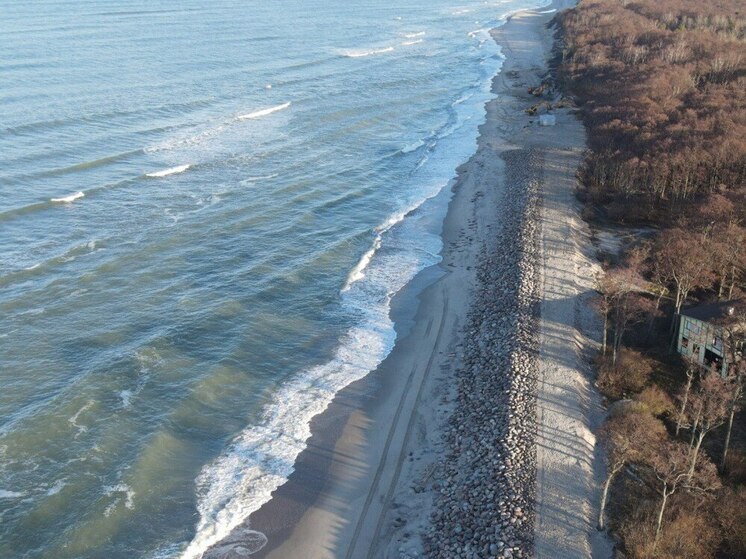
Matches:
[[201, 1, 611, 557]]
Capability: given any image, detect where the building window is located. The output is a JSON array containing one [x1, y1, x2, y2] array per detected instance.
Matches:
[[693, 343, 701, 356], [681, 337, 689, 349], [713, 336, 723, 351], [685, 319, 701, 334]]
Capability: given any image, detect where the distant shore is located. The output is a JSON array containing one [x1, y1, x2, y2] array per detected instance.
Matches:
[[201, 1, 612, 557]]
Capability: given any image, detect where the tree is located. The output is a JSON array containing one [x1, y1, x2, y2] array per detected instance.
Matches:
[[675, 357, 701, 435], [597, 411, 666, 530], [710, 303, 746, 470], [721, 370, 743, 471], [654, 228, 715, 324], [649, 440, 720, 554], [599, 267, 652, 365], [684, 372, 730, 480]]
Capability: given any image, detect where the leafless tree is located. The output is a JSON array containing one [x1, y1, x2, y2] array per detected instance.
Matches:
[[649, 440, 720, 553], [685, 372, 730, 480], [597, 411, 666, 530], [675, 357, 701, 435]]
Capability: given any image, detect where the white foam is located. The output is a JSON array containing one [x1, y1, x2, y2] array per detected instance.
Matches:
[[68, 399, 94, 438], [239, 173, 278, 185], [104, 483, 136, 515], [452, 92, 475, 106], [236, 102, 291, 120], [119, 390, 133, 408], [50, 191, 84, 203], [403, 31, 425, 38], [0, 489, 25, 499], [400, 139, 425, 154], [145, 164, 191, 178], [180, 194, 438, 559], [402, 39, 424, 46], [343, 46, 394, 58], [342, 237, 382, 291], [46, 479, 66, 496]]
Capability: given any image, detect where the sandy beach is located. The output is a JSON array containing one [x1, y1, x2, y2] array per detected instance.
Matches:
[[203, 1, 612, 558]]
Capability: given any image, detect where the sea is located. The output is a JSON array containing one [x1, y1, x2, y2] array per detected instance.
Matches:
[[0, 1, 548, 557]]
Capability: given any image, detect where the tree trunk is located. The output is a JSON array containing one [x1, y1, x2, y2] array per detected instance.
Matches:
[[727, 265, 736, 299], [598, 464, 621, 530], [688, 429, 705, 480], [721, 406, 735, 471], [602, 312, 608, 356], [653, 487, 669, 553], [675, 372, 694, 436], [688, 404, 701, 450]]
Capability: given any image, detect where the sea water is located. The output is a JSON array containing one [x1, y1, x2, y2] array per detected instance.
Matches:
[[0, 1, 546, 557]]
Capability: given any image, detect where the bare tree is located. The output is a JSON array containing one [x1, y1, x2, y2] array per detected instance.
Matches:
[[721, 370, 743, 470], [685, 372, 730, 480], [654, 228, 715, 329], [597, 411, 666, 530], [649, 440, 720, 553], [675, 357, 701, 435], [599, 267, 651, 365], [710, 304, 746, 470]]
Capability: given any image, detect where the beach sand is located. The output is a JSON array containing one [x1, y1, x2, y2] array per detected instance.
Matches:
[[204, 1, 613, 557]]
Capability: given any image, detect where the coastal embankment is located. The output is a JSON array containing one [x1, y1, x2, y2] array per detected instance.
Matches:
[[205, 1, 612, 558]]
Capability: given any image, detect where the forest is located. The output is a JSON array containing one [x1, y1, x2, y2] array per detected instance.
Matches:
[[555, 1, 746, 558]]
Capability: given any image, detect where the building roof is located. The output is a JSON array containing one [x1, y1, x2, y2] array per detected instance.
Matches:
[[681, 299, 746, 326]]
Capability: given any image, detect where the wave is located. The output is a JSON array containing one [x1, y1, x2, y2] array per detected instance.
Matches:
[[0, 489, 25, 499], [236, 102, 291, 120], [46, 479, 66, 496], [103, 483, 135, 515], [239, 173, 278, 185], [50, 191, 84, 203], [180, 194, 439, 559], [145, 164, 191, 178], [402, 39, 424, 46], [68, 399, 95, 438], [403, 31, 425, 38], [400, 139, 425, 154], [341, 237, 382, 291], [452, 91, 475, 106], [343, 46, 394, 58]]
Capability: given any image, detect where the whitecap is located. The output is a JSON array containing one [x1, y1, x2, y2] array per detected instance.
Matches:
[[341, 236, 382, 291], [239, 173, 278, 185], [50, 191, 84, 203], [104, 483, 136, 514], [119, 390, 133, 408], [145, 164, 191, 178], [400, 139, 425, 154], [403, 31, 425, 38], [402, 39, 424, 46], [46, 479, 66, 496], [68, 399, 95, 437], [236, 102, 291, 120], [343, 46, 394, 58], [0, 489, 25, 499]]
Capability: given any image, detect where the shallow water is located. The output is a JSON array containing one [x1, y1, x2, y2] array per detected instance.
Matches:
[[0, 1, 545, 557]]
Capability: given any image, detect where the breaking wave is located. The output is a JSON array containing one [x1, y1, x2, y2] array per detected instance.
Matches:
[[236, 102, 291, 120], [145, 164, 191, 178]]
